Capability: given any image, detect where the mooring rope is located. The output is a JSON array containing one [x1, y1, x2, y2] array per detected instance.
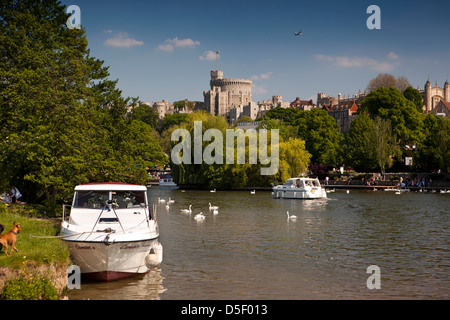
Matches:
[[29, 232, 87, 240]]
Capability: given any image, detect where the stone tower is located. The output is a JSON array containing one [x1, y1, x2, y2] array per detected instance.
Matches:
[[445, 77, 450, 102], [425, 77, 432, 113]]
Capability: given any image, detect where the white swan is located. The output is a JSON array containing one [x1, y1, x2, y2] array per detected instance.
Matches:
[[194, 212, 205, 221], [158, 197, 165, 203], [286, 211, 297, 221], [209, 203, 219, 210], [210, 189, 216, 193], [181, 205, 192, 214], [250, 190, 255, 194], [212, 208, 219, 215], [168, 197, 175, 204], [165, 204, 170, 209]]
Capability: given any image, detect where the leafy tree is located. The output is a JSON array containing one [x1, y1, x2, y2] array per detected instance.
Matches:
[[257, 118, 298, 141], [277, 138, 311, 182], [0, 0, 164, 207], [169, 111, 311, 188], [360, 87, 424, 146], [344, 114, 378, 171], [417, 114, 450, 173], [235, 116, 253, 124], [372, 117, 401, 178], [403, 86, 424, 112], [260, 106, 301, 124], [128, 103, 159, 128], [161, 113, 188, 132], [294, 109, 343, 166], [259, 107, 343, 166]]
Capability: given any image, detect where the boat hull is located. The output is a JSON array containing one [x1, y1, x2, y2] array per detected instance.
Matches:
[[64, 238, 161, 281], [273, 188, 327, 199]]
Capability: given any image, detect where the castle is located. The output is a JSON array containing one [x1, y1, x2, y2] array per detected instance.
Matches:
[[203, 70, 290, 123], [146, 71, 449, 127], [419, 77, 450, 114], [203, 70, 252, 117]]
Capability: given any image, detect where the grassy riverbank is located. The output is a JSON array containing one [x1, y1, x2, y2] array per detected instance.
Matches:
[[0, 203, 70, 299]]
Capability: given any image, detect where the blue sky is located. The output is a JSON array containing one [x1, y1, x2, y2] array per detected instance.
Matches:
[[61, 0, 450, 104]]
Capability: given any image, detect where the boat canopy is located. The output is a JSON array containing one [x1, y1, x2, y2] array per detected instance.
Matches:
[[282, 178, 321, 188], [75, 183, 147, 191]]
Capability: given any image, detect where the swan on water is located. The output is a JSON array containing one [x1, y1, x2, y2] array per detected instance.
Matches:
[[209, 203, 219, 210], [158, 197, 165, 203], [181, 205, 192, 213], [194, 212, 205, 221], [212, 208, 219, 215], [168, 197, 175, 204], [286, 211, 297, 221], [210, 189, 216, 193], [250, 190, 255, 194]]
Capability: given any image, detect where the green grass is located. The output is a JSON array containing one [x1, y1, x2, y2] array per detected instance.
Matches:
[[0, 203, 70, 269]]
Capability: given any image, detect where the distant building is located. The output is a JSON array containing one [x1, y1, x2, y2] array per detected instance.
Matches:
[[316, 91, 366, 108], [419, 78, 450, 114], [203, 70, 252, 122], [290, 97, 316, 110], [322, 100, 359, 133], [153, 99, 172, 119], [433, 100, 450, 117], [151, 99, 201, 119]]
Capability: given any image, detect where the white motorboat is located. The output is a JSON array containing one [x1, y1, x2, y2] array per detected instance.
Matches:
[[273, 177, 327, 199], [60, 183, 162, 281]]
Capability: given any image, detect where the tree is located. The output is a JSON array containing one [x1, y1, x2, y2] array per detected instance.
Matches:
[[403, 86, 424, 112], [372, 117, 401, 178], [161, 113, 188, 132], [128, 103, 159, 128], [294, 109, 343, 166], [260, 106, 301, 124], [344, 114, 378, 171], [360, 87, 424, 146], [0, 0, 164, 207], [366, 73, 412, 92], [260, 107, 343, 166], [277, 138, 311, 182], [235, 116, 253, 124], [417, 115, 450, 173]]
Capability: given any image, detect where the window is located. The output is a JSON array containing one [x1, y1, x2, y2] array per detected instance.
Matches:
[[73, 191, 146, 209], [73, 191, 109, 209], [112, 191, 146, 208]]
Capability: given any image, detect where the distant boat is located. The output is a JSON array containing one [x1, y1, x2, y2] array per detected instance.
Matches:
[[159, 174, 178, 189], [273, 177, 327, 199]]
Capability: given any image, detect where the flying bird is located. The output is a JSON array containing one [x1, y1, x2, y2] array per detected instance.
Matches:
[[294, 30, 303, 36]]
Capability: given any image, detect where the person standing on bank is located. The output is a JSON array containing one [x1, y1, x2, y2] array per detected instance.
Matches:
[[10, 185, 22, 204]]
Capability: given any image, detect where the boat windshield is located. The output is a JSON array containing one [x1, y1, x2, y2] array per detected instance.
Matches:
[[73, 191, 146, 209], [283, 179, 296, 187], [111, 191, 146, 208]]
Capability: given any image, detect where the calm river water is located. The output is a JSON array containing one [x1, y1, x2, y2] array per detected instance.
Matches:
[[68, 187, 449, 300]]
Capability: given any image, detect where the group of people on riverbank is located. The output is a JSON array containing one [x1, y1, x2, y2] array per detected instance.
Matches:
[[0, 185, 22, 205], [397, 176, 433, 188]]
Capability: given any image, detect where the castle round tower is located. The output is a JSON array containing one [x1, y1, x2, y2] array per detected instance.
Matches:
[[207, 70, 252, 115]]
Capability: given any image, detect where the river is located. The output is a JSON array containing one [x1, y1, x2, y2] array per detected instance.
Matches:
[[68, 187, 449, 300]]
